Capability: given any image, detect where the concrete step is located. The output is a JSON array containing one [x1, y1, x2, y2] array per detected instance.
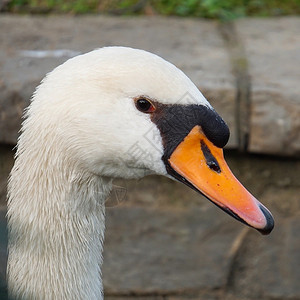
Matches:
[[0, 16, 299, 156], [0, 147, 300, 299]]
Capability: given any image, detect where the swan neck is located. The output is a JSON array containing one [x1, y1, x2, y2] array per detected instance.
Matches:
[[7, 147, 112, 300]]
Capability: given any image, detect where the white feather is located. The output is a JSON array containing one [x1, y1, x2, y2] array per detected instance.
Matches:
[[7, 47, 211, 299]]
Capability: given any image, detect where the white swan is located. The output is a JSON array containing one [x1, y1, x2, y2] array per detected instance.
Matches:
[[7, 47, 274, 300]]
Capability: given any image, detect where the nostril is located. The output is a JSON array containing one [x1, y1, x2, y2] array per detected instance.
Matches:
[[207, 160, 221, 173], [200, 140, 221, 173]]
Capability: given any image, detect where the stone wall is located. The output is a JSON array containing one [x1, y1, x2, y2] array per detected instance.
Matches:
[[0, 16, 299, 156], [0, 16, 299, 300], [0, 144, 299, 300]]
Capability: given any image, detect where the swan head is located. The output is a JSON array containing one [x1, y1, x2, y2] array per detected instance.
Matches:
[[28, 46, 274, 234]]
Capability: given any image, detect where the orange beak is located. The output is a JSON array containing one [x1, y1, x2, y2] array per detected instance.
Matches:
[[168, 125, 274, 234]]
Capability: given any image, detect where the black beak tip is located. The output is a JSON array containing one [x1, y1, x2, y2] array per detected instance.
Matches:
[[257, 204, 274, 235]]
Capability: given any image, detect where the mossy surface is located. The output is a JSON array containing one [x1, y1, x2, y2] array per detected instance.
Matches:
[[6, 0, 300, 20]]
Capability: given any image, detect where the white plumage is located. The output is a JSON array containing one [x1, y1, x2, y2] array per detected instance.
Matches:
[[7, 46, 273, 300], [7, 47, 210, 299]]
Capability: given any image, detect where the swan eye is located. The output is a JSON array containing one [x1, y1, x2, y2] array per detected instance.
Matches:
[[135, 98, 156, 113]]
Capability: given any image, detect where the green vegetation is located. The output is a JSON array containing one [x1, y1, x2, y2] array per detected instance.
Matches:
[[6, 0, 300, 20], [154, 0, 300, 19], [7, 0, 100, 13]]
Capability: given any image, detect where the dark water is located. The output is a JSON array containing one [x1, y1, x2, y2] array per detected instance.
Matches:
[[0, 209, 8, 299]]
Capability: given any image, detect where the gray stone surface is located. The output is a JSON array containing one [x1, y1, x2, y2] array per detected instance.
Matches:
[[2, 16, 300, 155], [0, 15, 238, 147], [224, 164, 300, 300], [0, 145, 299, 299], [236, 18, 300, 156], [103, 206, 241, 294], [228, 216, 300, 299], [0, 14, 299, 299], [1, 16, 299, 156]]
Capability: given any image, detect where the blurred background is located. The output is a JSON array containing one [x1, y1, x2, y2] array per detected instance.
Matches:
[[0, 1, 299, 299]]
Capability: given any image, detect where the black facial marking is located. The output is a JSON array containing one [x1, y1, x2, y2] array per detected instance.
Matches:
[[200, 140, 221, 173], [148, 101, 272, 235], [151, 103, 230, 161]]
